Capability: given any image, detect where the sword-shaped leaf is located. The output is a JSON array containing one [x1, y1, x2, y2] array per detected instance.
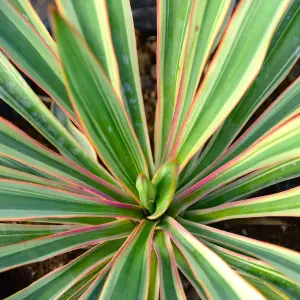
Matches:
[[185, 186, 300, 224], [240, 273, 288, 300], [163, 0, 231, 159], [161, 217, 264, 299], [153, 231, 186, 300], [206, 242, 300, 299], [188, 77, 300, 187], [188, 0, 300, 182], [0, 52, 112, 180], [0, 223, 77, 247], [55, 0, 121, 97], [191, 157, 300, 210], [107, 0, 154, 173], [170, 0, 290, 170], [148, 250, 159, 300], [99, 220, 156, 299], [0, 220, 134, 272], [180, 218, 300, 283], [0, 1, 77, 124], [52, 10, 148, 195], [8, 240, 124, 300], [0, 166, 94, 196], [9, 0, 56, 50], [154, 0, 193, 165], [171, 114, 300, 215], [0, 180, 144, 221], [0, 118, 135, 203], [173, 243, 207, 299]]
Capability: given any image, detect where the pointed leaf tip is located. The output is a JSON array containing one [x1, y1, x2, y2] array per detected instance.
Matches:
[[136, 174, 156, 214], [148, 161, 178, 220]]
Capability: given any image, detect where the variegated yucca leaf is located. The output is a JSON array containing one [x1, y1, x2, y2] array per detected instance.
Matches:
[[0, 0, 299, 299]]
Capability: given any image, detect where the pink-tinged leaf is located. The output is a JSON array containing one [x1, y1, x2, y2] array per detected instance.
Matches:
[[148, 250, 160, 300], [0, 1, 79, 125], [173, 243, 207, 299], [170, 114, 300, 215], [0, 220, 134, 272], [204, 241, 300, 299], [184, 1, 300, 185], [0, 180, 144, 221], [51, 9, 149, 196], [169, 0, 290, 171], [80, 262, 111, 299], [163, 0, 231, 160], [0, 117, 136, 204], [180, 218, 300, 283], [7, 240, 124, 299], [99, 220, 157, 299], [153, 231, 186, 300], [184, 186, 300, 224], [161, 217, 264, 299], [187, 78, 300, 188], [154, 0, 193, 166]]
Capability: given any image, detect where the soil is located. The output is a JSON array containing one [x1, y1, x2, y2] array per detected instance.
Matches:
[[0, 1, 299, 299]]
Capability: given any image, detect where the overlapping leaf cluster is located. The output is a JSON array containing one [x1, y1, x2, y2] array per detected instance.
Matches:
[[0, 0, 299, 299]]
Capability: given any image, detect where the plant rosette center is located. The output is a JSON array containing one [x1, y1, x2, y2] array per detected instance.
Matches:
[[136, 160, 178, 220]]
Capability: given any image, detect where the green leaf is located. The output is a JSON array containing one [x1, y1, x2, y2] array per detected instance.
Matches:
[[8, 240, 123, 299], [59, 269, 101, 300], [185, 186, 300, 224], [170, 0, 290, 170], [161, 217, 264, 299], [162, 0, 231, 159], [154, 0, 193, 165], [0, 180, 144, 221], [0, 223, 77, 247], [106, 0, 154, 173], [51, 102, 98, 162], [173, 244, 207, 299], [191, 157, 300, 210], [9, 0, 56, 50], [0, 156, 51, 178], [187, 0, 300, 183], [0, 219, 134, 272], [56, 0, 154, 172], [180, 218, 300, 283], [52, 9, 148, 195], [240, 273, 288, 300], [58, 268, 110, 297], [136, 174, 156, 214], [154, 231, 186, 300], [4, 1, 101, 168], [0, 52, 114, 182], [210, 0, 235, 53], [218, 79, 300, 167], [80, 264, 111, 300], [148, 161, 178, 220], [206, 242, 300, 299], [190, 77, 300, 187], [99, 220, 157, 300], [0, 1, 77, 123], [171, 114, 300, 215], [148, 250, 159, 300], [32, 217, 115, 226], [55, 0, 121, 97], [0, 118, 134, 204], [0, 165, 93, 195]]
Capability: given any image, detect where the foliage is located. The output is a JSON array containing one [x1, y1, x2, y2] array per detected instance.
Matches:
[[0, 0, 299, 298]]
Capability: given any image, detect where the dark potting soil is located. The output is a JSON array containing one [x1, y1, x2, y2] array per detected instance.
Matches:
[[0, 1, 299, 299]]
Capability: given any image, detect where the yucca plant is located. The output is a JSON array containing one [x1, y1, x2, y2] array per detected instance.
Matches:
[[0, 0, 299, 298]]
